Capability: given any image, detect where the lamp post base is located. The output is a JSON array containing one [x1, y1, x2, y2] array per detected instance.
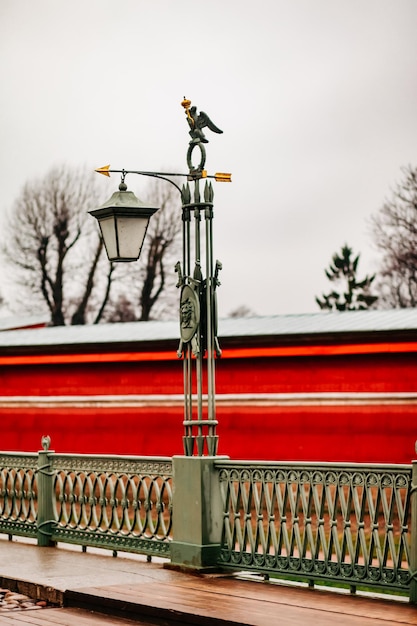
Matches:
[[169, 541, 221, 570], [170, 455, 228, 569]]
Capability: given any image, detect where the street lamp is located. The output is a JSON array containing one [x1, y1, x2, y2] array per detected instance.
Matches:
[[89, 180, 158, 262], [91, 98, 231, 457]]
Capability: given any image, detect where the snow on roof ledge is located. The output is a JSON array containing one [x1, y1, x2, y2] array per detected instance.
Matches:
[[0, 309, 416, 349]]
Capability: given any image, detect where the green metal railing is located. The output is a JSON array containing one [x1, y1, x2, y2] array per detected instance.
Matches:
[[0, 446, 173, 557], [0, 452, 38, 539], [51, 453, 173, 556], [1, 443, 416, 602], [216, 460, 413, 594]]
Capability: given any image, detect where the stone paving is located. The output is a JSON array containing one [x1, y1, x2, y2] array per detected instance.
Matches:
[[0, 588, 49, 613]]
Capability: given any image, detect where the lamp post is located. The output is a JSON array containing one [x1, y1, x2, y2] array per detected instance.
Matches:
[[91, 98, 231, 458]]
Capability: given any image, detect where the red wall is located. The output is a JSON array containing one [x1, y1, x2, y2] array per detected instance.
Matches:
[[3, 352, 417, 395], [1, 344, 416, 464], [0, 404, 414, 464]]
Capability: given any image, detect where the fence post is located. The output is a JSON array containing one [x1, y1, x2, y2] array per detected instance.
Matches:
[[37, 436, 56, 547], [170, 456, 227, 569], [410, 452, 417, 604]]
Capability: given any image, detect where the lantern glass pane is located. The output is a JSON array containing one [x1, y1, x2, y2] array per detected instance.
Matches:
[[99, 216, 118, 259], [116, 216, 149, 260]]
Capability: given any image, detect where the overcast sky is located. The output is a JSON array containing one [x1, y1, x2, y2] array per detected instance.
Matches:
[[1, 0, 416, 318]]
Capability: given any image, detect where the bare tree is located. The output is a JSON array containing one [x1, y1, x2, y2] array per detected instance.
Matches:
[[2, 166, 181, 325], [371, 165, 417, 308], [102, 177, 182, 322], [102, 294, 137, 322], [2, 165, 114, 325], [137, 178, 181, 320]]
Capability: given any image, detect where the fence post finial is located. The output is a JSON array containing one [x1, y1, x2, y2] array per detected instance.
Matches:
[[37, 436, 56, 547]]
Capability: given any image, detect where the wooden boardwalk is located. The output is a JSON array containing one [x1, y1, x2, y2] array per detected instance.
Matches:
[[0, 539, 416, 625], [1, 580, 416, 625], [65, 576, 417, 626]]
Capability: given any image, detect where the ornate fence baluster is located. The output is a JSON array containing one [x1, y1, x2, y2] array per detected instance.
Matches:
[[0, 454, 38, 539], [51, 454, 172, 557], [217, 461, 412, 596]]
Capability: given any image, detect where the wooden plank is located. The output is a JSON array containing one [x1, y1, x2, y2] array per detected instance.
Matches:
[[67, 580, 417, 626], [74, 578, 413, 619], [178, 577, 417, 622], [1, 588, 414, 626]]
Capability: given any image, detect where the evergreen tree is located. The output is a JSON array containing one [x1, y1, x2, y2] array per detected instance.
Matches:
[[316, 245, 378, 311]]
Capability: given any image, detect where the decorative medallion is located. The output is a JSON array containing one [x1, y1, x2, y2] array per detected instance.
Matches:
[[180, 284, 200, 343]]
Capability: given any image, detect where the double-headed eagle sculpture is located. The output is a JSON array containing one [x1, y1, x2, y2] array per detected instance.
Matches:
[[182, 97, 223, 145]]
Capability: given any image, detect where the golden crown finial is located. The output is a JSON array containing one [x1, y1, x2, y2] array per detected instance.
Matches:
[[181, 97, 191, 111]]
